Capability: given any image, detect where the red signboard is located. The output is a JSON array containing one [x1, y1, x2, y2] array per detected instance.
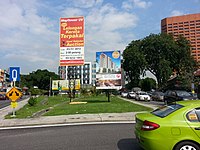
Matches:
[[60, 17, 84, 66]]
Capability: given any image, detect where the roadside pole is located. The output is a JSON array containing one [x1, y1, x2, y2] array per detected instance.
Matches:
[[12, 70, 16, 117], [12, 80, 16, 117], [6, 67, 22, 117], [49, 77, 52, 97], [107, 90, 110, 102]]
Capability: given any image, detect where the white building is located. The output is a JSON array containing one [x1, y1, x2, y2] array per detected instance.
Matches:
[[58, 62, 92, 86]]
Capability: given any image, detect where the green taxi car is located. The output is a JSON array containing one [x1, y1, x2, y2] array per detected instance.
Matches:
[[135, 100, 200, 150]]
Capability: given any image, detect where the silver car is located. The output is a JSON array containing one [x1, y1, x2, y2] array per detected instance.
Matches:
[[151, 91, 164, 101]]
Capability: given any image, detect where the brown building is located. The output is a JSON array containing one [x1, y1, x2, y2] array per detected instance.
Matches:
[[161, 13, 200, 62]]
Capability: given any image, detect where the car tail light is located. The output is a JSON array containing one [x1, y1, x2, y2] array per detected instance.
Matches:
[[141, 120, 160, 131]]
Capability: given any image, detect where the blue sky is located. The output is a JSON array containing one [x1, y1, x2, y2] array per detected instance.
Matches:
[[0, 0, 200, 74]]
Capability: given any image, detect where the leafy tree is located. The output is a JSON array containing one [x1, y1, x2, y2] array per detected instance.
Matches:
[[21, 69, 60, 90], [123, 40, 146, 88], [171, 36, 197, 90], [139, 77, 157, 91], [123, 33, 197, 90], [174, 35, 197, 76], [140, 33, 175, 88]]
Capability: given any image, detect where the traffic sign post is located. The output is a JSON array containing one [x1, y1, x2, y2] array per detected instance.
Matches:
[[6, 87, 22, 102], [6, 87, 22, 117], [9, 67, 20, 82], [9, 67, 20, 87], [8, 67, 21, 117], [11, 102, 18, 117]]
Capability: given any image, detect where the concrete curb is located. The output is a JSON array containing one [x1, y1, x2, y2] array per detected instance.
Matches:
[[0, 96, 157, 128], [0, 112, 139, 127]]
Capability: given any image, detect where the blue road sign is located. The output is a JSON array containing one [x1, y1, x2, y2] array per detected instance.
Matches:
[[9, 67, 20, 81]]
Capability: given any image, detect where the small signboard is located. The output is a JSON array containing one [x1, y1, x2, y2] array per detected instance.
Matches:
[[11, 102, 18, 108], [9, 67, 20, 81], [52, 79, 80, 90], [6, 87, 22, 102]]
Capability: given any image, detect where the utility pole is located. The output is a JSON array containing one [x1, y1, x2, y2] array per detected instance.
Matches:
[[49, 77, 51, 97]]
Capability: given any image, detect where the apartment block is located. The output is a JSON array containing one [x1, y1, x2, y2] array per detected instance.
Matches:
[[161, 13, 200, 62], [0, 69, 9, 89], [58, 62, 92, 86], [91, 62, 96, 86], [98, 53, 118, 73]]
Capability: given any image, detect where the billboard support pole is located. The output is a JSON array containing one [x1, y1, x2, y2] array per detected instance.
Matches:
[[107, 90, 110, 102], [73, 66, 76, 99], [68, 80, 72, 103]]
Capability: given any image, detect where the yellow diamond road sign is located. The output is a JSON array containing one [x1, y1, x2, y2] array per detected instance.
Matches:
[[6, 87, 22, 102]]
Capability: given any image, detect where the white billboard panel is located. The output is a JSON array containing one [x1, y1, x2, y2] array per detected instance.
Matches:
[[96, 50, 122, 90]]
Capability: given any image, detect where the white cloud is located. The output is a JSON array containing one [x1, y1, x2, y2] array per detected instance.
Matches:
[[69, 0, 103, 8], [0, 0, 58, 74], [170, 10, 184, 17], [122, 0, 152, 10], [133, 0, 152, 9], [0, 0, 138, 74], [61, 7, 84, 17], [122, 1, 133, 10], [84, 4, 138, 61]]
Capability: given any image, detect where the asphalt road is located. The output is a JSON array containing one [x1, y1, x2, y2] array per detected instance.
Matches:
[[0, 95, 30, 109], [0, 123, 142, 150], [137, 99, 164, 106], [0, 99, 10, 109]]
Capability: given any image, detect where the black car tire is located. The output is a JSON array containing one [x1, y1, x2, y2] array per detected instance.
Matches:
[[174, 141, 200, 150]]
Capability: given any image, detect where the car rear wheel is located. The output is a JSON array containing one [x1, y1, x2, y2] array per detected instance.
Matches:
[[174, 141, 200, 150]]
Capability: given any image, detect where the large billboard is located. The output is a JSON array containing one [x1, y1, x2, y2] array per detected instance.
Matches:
[[60, 17, 84, 66], [52, 80, 80, 91], [96, 50, 122, 90]]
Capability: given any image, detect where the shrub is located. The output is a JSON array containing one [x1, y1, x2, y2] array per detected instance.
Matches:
[[28, 97, 37, 106]]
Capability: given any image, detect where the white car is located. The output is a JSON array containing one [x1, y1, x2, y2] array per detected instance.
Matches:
[[127, 91, 136, 99], [121, 92, 128, 98], [135, 91, 151, 101]]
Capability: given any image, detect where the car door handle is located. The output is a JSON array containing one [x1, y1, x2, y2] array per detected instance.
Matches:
[[194, 127, 200, 130]]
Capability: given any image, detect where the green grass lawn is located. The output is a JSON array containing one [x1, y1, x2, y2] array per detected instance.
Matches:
[[6, 94, 152, 119]]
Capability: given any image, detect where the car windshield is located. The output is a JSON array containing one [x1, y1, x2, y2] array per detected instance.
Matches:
[[176, 91, 191, 97], [151, 104, 184, 118]]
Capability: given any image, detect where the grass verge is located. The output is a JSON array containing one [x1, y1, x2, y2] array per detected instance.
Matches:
[[5, 94, 152, 119]]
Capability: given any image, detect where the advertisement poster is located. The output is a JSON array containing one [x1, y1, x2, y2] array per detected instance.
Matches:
[[96, 50, 122, 90], [60, 17, 84, 66], [52, 80, 80, 91]]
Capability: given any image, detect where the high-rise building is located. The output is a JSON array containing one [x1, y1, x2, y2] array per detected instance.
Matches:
[[161, 13, 200, 62], [58, 62, 92, 86], [0, 69, 10, 89], [91, 62, 96, 86]]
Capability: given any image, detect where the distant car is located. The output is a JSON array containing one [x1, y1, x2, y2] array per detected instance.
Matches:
[[0, 94, 7, 100], [164, 90, 197, 104], [127, 91, 136, 99], [135, 100, 200, 150], [121, 92, 128, 98], [189, 92, 198, 98], [146, 91, 153, 97], [151, 91, 164, 101], [135, 91, 151, 101]]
